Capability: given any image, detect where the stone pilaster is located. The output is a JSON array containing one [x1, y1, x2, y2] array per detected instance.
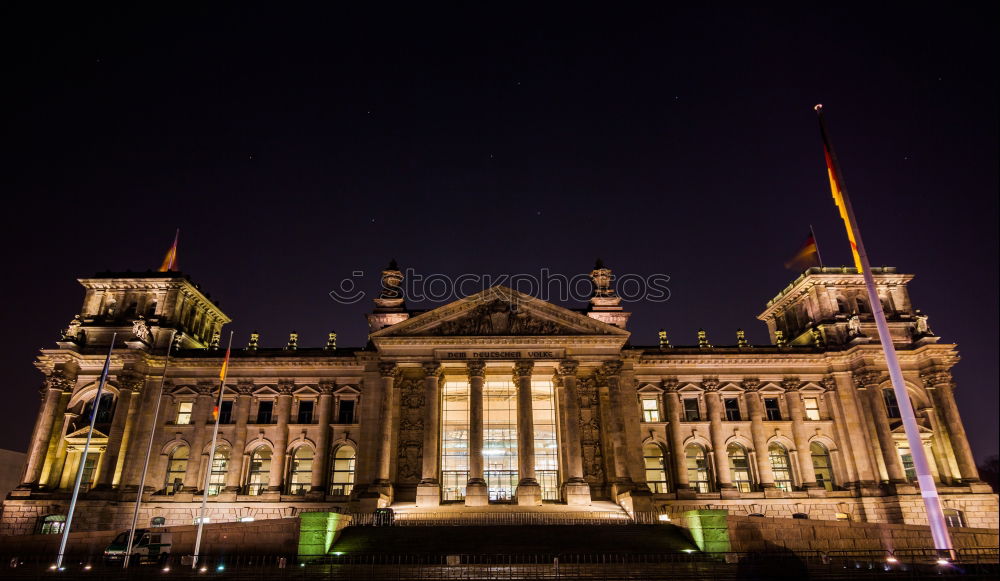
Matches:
[[310, 382, 335, 495], [600, 361, 633, 492], [856, 371, 907, 484], [268, 381, 294, 492], [556, 360, 590, 505], [225, 382, 253, 492], [922, 371, 980, 482], [416, 363, 443, 506], [183, 382, 215, 490], [109, 374, 144, 488], [465, 361, 488, 506], [783, 378, 819, 488], [371, 362, 399, 502], [704, 378, 733, 491], [21, 372, 71, 488], [662, 378, 688, 490], [743, 378, 775, 490], [514, 360, 541, 506]]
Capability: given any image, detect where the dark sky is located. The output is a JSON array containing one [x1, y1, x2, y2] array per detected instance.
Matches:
[[2, 5, 996, 462]]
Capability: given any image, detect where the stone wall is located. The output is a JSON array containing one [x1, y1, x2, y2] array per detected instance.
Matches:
[[0, 518, 299, 558], [724, 514, 999, 553]]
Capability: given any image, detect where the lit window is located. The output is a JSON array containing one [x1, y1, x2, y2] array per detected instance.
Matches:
[[683, 398, 701, 422], [532, 380, 560, 501], [286, 447, 313, 495], [36, 514, 66, 535], [643, 443, 669, 493], [898, 447, 917, 482], [440, 380, 469, 502], [943, 509, 965, 528], [810, 442, 835, 491], [330, 446, 356, 496], [246, 447, 271, 495], [728, 443, 754, 493], [685, 444, 711, 493], [207, 446, 229, 496], [835, 512, 850, 521], [724, 398, 742, 421], [803, 397, 821, 421], [764, 398, 782, 421], [768, 443, 793, 491], [641, 398, 661, 422], [164, 445, 189, 494], [175, 402, 193, 425]]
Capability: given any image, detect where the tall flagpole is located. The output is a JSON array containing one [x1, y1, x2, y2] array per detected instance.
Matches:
[[192, 331, 234, 569], [809, 224, 824, 267], [55, 333, 117, 569], [815, 104, 953, 555], [123, 329, 177, 568]]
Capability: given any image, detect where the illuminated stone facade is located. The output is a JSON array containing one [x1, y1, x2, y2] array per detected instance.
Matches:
[[2, 265, 997, 535]]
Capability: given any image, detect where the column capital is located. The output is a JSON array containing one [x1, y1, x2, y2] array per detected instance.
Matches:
[[852, 370, 884, 389], [467, 360, 486, 378], [277, 380, 296, 395], [378, 361, 400, 378], [661, 376, 680, 391], [318, 380, 336, 395], [781, 377, 802, 392], [117, 372, 145, 393], [512, 360, 534, 378], [556, 360, 579, 377], [599, 360, 623, 376], [235, 380, 255, 395], [741, 378, 761, 392], [44, 370, 74, 393], [821, 376, 838, 392], [701, 377, 720, 392], [422, 362, 443, 378], [920, 369, 952, 389], [195, 381, 215, 396]]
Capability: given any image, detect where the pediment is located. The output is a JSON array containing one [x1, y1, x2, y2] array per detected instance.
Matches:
[[66, 427, 108, 440], [371, 286, 629, 339]]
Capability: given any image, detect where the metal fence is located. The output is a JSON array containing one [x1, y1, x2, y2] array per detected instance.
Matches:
[[2, 548, 997, 580]]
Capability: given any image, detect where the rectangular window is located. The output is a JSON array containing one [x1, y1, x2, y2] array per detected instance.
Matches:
[[484, 379, 518, 502], [683, 398, 701, 421], [532, 380, 559, 502], [724, 398, 742, 421], [883, 389, 901, 419], [803, 397, 821, 421], [296, 400, 314, 424], [175, 402, 193, 425], [256, 401, 274, 424], [337, 400, 356, 424], [764, 398, 782, 421], [441, 380, 470, 502], [217, 401, 233, 424], [641, 398, 661, 422]]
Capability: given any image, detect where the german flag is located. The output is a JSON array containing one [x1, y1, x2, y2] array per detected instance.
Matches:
[[785, 233, 821, 270], [158, 229, 180, 272], [817, 109, 863, 271]]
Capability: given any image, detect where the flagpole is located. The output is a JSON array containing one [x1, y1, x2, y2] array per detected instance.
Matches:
[[55, 333, 117, 570], [809, 224, 824, 267], [815, 104, 953, 555], [122, 329, 177, 568], [192, 331, 234, 569]]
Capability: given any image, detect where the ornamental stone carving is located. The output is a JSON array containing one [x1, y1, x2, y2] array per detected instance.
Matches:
[[195, 381, 215, 396], [61, 314, 84, 341], [277, 380, 295, 395], [702, 377, 720, 392], [430, 299, 570, 336], [513, 360, 534, 378], [661, 377, 679, 392], [395, 377, 424, 484], [741, 378, 761, 392], [44, 370, 73, 393], [557, 360, 579, 377], [131, 316, 151, 342], [920, 370, 952, 388], [781, 377, 802, 391], [852, 370, 883, 389], [821, 376, 838, 392], [318, 380, 335, 395], [117, 372, 145, 393], [236, 381, 255, 395], [422, 362, 443, 378], [378, 361, 399, 378], [466, 361, 486, 378]]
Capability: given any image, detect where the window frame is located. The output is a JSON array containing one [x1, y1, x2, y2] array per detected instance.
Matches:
[[641, 397, 662, 423]]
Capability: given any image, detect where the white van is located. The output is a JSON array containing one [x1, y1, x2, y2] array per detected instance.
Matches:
[[103, 529, 172, 565]]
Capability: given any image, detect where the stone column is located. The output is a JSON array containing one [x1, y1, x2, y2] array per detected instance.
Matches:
[[601, 361, 633, 491], [704, 379, 733, 490], [21, 373, 71, 487], [111, 377, 144, 488], [310, 382, 335, 495], [822, 376, 861, 487], [183, 383, 215, 490], [663, 380, 689, 490], [465, 361, 487, 505], [225, 383, 253, 492], [857, 373, 907, 483], [556, 360, 590, 505], [783, 378, 819, 488], [514, 360, 541, 505], [417, 363, 443, 506], [94, 375, 140, 490], [923, 371, 980, 482], [49, 412, 76, 489], [267, 382, 294, 492], [372, 362, 399, 497], [38, 389, 72, 489], [743, 379, 775, 490]]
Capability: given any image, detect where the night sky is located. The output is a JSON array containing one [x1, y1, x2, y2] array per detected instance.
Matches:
[[3, 6, 996, 463]]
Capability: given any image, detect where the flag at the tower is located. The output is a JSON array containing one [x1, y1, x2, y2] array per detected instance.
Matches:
[[784, 233, 821, 270], [158, 229, 179, 272], [818, 120, 863, 271]]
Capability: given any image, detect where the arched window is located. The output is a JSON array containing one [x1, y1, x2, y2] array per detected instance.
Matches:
[[643, 443, 669, 493], [246, 446, 271, 495], [207, 446, 230, 496], [810, 442, 834, 491], [685, 444, 711, 493], [287, 446, 314, 495], [74, 392, 116, 431], [330, 445, 356, 496], [768, 442, 793, 491], [728, 443, 754, 493], [164, 445, 189, 494]]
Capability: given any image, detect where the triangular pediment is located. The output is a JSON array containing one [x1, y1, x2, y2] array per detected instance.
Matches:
[[371, 286, 629, 338], [66, 427, 108, 440]]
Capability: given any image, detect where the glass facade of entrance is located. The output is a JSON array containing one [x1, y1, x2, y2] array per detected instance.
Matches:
[[484, 379, 518, 501], [441, 379, 470, 502]]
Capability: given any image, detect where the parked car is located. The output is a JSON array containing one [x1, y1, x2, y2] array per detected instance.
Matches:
[[103, 529, 172, 565]]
